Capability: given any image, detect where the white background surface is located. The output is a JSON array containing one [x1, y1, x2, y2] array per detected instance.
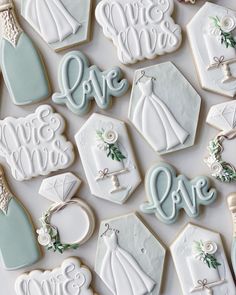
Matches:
[[1, 0, 236, 294]]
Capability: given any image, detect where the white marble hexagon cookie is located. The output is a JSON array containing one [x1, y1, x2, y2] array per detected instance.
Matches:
[[170, 223, 235, 295], [15, 257, 97, 295], [95, 0, 182, 64], [0, 105, 74, 181], [187, 2, 236, 97], [21, 0, 92, 51], [129, 62, 201, 154], [95, 213, 166, 295], [75, 113, 141, 204]]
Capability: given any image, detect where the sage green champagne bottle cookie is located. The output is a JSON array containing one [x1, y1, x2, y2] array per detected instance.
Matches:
[[0, 0, 50, 105], [0, 165, 41, 270]]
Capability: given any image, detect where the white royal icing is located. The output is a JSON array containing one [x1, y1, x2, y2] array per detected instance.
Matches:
[[24, 0, 81, 44], [0, 105, 74, 181], [100, 232, 155, 295], [95, 0, 182, 64], [15, 257, 96, 295], [170, 224, 235, 295], [187, 2, 236, 97], [75, 113, 141, 204]]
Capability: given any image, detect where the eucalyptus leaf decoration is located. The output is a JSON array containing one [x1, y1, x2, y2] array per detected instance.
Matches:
[[204, 136, 236, 183], [193, 240, 221, 269], [96, 128, 126, 162], [37, 210, 79, 254], [210, 16, 236, 49]]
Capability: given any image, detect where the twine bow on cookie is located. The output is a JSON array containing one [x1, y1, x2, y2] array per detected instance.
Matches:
[[197, 279, 213, 295], [213, 56, 225, 67], [98, 168, 109, 179]]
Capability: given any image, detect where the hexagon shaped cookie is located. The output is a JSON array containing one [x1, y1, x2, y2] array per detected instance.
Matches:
[[95, 213, 166, 295], [129, 62, 201, 154], [187, 2, 236, 97], [21, 0, 92, 51], [75, 113, 141, 204], [170, 223, 235, 295]]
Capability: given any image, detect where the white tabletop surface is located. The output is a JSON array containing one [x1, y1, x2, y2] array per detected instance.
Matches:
[[1, 0, 236, 294]]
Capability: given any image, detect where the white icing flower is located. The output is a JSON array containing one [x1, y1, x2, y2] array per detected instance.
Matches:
[[210, 162, 223, 175], [208, 23, 221, 37], [37, 228, 51, 246], [96, 140, 108, 151], [103, 129, 118, 144], [220, 15, 236, 33], [201, 241, 218, 255]]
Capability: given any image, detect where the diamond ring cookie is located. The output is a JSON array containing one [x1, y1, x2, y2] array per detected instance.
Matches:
[[75, 113, 141, 204], [0, 165, 40, 270], [129, 62, 201, 155], [140, 162, 217, 224], [0, 0, 51, 105], [170, 223, 235, 295], [95, 213, 166, 295], [0, 105, 74, 181], [95, 0, 182, 64], [21, 0, 92, 51], [187, 2, 236, 97], [15, 257, 97, 295], [205, 101, 236, 182], [52, 51, 129, 115], [37, 173, 95, 253]]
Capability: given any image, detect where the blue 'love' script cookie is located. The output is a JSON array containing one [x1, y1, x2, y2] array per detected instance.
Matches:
[[140, 162, 217, 224]]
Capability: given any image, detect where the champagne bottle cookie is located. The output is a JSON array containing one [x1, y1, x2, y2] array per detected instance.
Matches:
[[0, 165, 41, 270], [0, 0, 50, 105]]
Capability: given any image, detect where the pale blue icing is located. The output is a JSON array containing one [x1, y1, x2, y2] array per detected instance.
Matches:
[[52, 51, 129, 115], [0, 197, 40, 270], [140, 162, 217, 224], [1, 33, 50, 105]]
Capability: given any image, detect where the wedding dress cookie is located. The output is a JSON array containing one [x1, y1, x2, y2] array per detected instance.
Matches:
[[75, 113, 141, 204], [95, 0, 182, 64], [95, 213, 166, 295], [140, 162, 217, 224], [170, 223, 235, 295], [0, 105, 74, 181], [0, 165, 40, 270], [0, 0, 50, 105], [21, 0, 92, 51], [15, 257, 97, 295], [52, 51, 129, 115], [187, 2, 236, 97], [37, 173, 95, 253], [129, 62, 201, 154]]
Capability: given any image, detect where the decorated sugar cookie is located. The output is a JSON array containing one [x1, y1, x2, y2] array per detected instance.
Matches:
[[170, 223, 235, 295], [187, 2, 236, 97], [15, 257, 97, 295], [75, 113, 141, 204], [52, 51, 129, 115], [205, 101, 236, 182], [129, 62, 201, 154], [0, 165, 40, 270], [0, 105, 74, 181], [0, 0, 50, 105], [37, 173, 95, 253], [95, 0, 182, 64], [227, 193, 236, 277], [21, 0, 92, 51], [95, 213, 166, 295], [140, 163, 217, 224]]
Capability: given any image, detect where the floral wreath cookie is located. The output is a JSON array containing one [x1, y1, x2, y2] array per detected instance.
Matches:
[[37, 173, 95, 253]]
